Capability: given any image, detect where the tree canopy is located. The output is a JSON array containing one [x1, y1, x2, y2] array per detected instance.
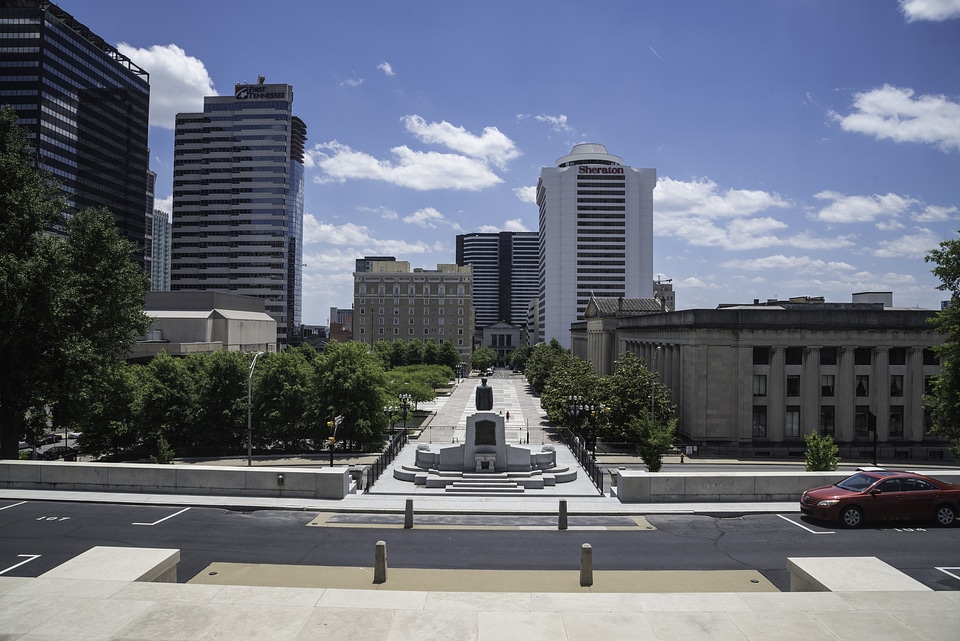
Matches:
[[925, 237, 960, 457], [0, 107, 149, 459]]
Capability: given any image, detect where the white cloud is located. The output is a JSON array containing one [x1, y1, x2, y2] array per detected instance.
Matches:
[[899, 0, 960, 21], [872, 228, 942, 258], [378, 61, 395, 76], [513, 185, 537, 204], [357, 205, 399, 220], [913, 204, 959, 222], [813, 190, 918, 224], [116, 43, 216, 129], [476, 218, 532, 234], [403, 207, 462, 231], [401, 115, 521, 169], [302, 215, 447, 258], [655, 177, 789, 218], [308, 140, 504, 191], [339, 75, 365, 87], [828, 85, 960, 151], [533, 114, 573, 132], [721, 255, 856, 274], [153, 194, 173, 214]]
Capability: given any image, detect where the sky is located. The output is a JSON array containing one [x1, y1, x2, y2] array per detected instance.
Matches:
[[57, 0, 960, 324]]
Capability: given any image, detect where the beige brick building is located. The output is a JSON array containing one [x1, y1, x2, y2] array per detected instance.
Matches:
[[353, 258, 475, 362]]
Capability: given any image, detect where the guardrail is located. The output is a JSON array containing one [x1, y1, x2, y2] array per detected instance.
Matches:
[[559, 428, 604, 495], [363, 430, 408, 492]]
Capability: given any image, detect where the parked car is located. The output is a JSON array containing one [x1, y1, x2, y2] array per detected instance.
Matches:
[[40, 446, 78, 461], [800, 469, 960, 528], [38, 433, 62, 445]]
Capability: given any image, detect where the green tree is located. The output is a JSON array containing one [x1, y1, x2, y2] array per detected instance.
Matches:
[[539, 355, 598, 428], [596, 352, 672, 444], [634, 416, 677, 472], [190, 351, 249, 449], [437, 341, 461, 370], [470, 346, 498, 372], [804, 432, 840, 471], [0, 108, 148, 459], [73, 361, 139, 459], [506, 345, 532, 372], [312, 341, 388, 447], [133, 353, 196, 462], [523, 339, 567, 393], [253, 350, 314, 450], [925, 236, 960, 458]]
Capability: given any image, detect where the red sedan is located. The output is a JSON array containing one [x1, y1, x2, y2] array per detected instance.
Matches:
[[800, 469, 960, 528]]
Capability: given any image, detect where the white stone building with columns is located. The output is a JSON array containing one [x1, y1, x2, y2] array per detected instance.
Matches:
[[571, 294, 953, 461]]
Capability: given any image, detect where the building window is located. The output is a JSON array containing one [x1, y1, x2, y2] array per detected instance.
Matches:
[[855, 348, 871, 366], [753, 347, 770, 365], [359, 328, 364, 335], [785, 406, 800, 438], [424, 329, 429, 335], [889, 348, 906, 365], [359, 308, 365, 314], [820, 406, 835, 437], [856, 375, 869, 397], [359, 284, 366, 295], [785, 348, 802, 365], [378, 328, 384, 334], [378, 318, 384, 325], [458, 328, 463, 335], [752, 375, 767, 397], [923, 349, 939, 365], [786, 375, 800, 397], [889, 406, 904, 439], [821, 374, 835, 397], [393, 328, 399, 335], [820, 348, 837, 365], [752, 406, 767, 438], [890, 375, 903, 397]]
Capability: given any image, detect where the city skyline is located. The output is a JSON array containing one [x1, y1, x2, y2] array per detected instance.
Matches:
[[56, 0, 960, 324]]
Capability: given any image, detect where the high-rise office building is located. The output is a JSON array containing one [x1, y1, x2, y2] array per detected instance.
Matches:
[[150, 208, 172, 292], [537, 143, 655, 348], [456, 231, 539, 330], [0, 0, 150, 257], [170, 79, 307, 346]]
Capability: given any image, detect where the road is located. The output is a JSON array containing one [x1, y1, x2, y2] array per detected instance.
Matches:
[[1, 499, 957, 592]]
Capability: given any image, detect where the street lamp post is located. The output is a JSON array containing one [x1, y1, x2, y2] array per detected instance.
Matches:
[[568, 394, 584, 454], [398, 393, 412, 434], [247, 351, 265, 467], [383, 405, 396, 432]]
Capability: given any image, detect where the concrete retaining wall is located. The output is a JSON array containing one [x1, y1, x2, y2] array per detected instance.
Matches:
[[0, 460, 351, 500], [615, 469, 960, 503]]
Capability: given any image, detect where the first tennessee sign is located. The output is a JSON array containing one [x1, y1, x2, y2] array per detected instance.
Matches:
[[578, 165, 624, 175]]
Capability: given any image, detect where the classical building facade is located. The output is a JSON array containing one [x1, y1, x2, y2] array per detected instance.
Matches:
[[537, 143, 656, 349], [0, 0, 150, 259], [353, 258, 475, 361], [572, 295, 950, 460], [170, 80, 307, 346]]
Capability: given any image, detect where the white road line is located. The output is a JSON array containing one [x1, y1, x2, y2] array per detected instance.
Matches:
[[0, 501, 27, 511], [0, 554, 41, 575], [133, 507, 190, 526], [935, 566, 960, 582], [777, 513, 835, 534]]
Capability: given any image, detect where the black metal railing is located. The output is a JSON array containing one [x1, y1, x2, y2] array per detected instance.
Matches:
[[559, 428, 605, 495], [363, 430, 408, 492]]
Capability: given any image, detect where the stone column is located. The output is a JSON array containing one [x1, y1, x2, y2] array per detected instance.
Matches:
[[905, 347, 925, 441], [836, 347, 855, 441], [802, 347, 820, 435], [874, 348, 889, 441], [767, 347, 785, 442]]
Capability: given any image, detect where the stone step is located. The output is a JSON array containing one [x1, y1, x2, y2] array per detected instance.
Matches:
[[445, 485, 525, 494]]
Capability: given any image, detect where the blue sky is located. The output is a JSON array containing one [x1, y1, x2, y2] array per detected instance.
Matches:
[[59, 0, 960, 324]]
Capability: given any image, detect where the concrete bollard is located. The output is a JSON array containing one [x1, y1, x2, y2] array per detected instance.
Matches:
[[404, 498, 414, 529], [558, 498, 568, 530], [374, 540, 387, 584], [580, 543, 593, 587]]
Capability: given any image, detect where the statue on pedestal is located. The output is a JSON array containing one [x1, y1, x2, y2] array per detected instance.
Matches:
[[476, 377, 493, 411]]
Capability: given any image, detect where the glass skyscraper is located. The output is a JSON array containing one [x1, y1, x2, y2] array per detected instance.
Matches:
[[0, 0, 150, 257], [456, 231, 539, 330], [170, 81, 306, 346]]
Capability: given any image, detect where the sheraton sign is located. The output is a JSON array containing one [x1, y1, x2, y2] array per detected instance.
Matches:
[[578, 165, 624, 174]]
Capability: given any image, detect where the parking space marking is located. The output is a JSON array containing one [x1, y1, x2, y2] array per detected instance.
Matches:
[[0, 501, 27, 512], [133, 507, 190, 526], [935, 567, 960, 582], [777, 514, 835, 534], [0, 555, 40, 575]]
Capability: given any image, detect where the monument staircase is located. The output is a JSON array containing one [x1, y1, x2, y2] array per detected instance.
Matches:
[[394, 465, 577, 493]]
